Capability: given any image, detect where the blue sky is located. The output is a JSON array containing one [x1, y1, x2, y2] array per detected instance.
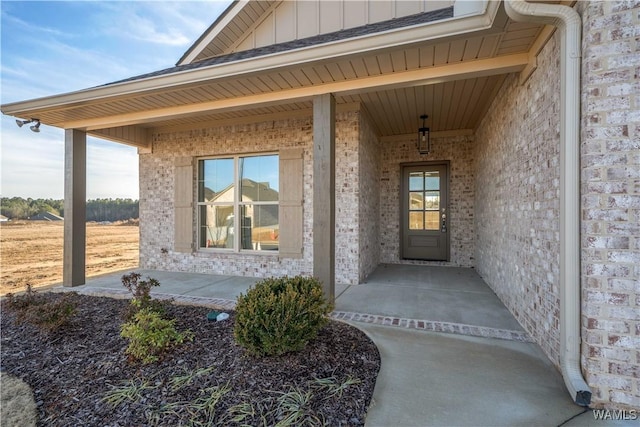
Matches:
[[1, 0, 232, 199]]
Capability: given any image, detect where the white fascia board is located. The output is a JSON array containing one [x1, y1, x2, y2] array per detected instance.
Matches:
[[1, 1, 500, 121], [178, 0, 250, 66], [454, 0, 489, 17]]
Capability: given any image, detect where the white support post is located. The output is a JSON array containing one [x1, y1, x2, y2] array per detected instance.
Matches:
[[63, 129, 86, 287], [313, 93, 336, 302]]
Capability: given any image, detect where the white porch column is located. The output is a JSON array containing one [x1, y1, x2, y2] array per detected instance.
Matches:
[[63, 129, 86, 287], [313, 93, 335, 302]]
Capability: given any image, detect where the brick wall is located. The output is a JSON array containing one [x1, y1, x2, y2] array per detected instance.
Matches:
[[335, 111, 361, 284], [378, 134, 475, 267], [358, 108, 382, 281], [140, 111, 364, 285], [579, 0, 640, 410], [474, 33, 562, 364]]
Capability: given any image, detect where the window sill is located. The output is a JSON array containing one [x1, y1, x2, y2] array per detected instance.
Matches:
[[197, 248, 280, 257]]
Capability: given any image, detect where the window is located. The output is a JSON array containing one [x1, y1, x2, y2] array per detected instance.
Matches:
[[198, 154, 279, 252]]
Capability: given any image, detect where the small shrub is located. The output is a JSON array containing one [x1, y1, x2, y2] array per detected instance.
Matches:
[[234, 276, 333, 357], [121, 272, 159, 306], [5, 285, 76, 332], [120, 308, 193, 364], [121, 272, 167, 319]]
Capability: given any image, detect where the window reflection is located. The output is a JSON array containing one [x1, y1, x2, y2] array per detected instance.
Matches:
[[198, 154, 279, 252], [409, 172, 423, 191], [240, 155, 279, 202], [240, 205, 279, 250], [199, 205, 234, 248], [198, 158, 234, 202]]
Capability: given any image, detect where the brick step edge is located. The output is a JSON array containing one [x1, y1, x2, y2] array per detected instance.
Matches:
[[331, 310, 534, 343]]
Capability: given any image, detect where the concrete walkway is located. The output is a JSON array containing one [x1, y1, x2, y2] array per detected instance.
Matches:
[[59, 265, 630, 426]]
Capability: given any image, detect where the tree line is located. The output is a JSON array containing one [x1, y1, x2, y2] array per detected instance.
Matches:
[[1, 197, 139, 222]]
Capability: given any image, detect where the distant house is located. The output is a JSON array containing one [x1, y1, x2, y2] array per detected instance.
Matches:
[[29, 212, 63, 221], [202, 178, 279, 250]]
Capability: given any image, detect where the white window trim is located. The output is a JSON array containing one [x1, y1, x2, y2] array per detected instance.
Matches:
[[197, 152, 279, 255]]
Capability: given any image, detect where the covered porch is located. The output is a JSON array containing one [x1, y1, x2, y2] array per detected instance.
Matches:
[[70, 264, 528, 342], [1, 1, 562, 298]]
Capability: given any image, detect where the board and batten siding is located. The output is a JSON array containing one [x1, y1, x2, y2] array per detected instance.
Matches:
[[231, 0, 454, 54]]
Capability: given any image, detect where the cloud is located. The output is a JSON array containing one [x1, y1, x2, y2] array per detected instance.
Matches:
[[97, 1, 227, 47], [0, 8, 69, 38], [102, 9, 191, 46]]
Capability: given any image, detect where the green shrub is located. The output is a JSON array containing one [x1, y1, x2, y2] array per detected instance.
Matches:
[[120, 308, 193, 364], [5, 285, 76, 332], [234, 276, 333, 357]]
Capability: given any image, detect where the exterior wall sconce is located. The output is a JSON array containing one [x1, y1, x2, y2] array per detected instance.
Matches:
[[417, 114, 430, 154], [16, 118, 41, 133]]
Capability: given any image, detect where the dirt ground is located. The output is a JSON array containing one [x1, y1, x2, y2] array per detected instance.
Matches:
[[0, 221, 139, 295]]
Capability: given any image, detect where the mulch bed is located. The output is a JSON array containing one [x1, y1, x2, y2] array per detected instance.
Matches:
[[1, 292, 380, 426]]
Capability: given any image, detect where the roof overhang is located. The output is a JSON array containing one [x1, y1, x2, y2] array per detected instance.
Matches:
[[64, 53, 528, 131], [2, 2, 501, 129]]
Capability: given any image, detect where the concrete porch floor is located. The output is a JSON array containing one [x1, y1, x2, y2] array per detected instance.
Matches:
[[60, 264, 623, 426]]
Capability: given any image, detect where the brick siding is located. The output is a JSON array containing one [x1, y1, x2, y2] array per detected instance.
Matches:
[[474, 33, 562, 367], [140, 109, 375, 286], [579, 0, 639, 410], [358, 108, 382, 281], [140, 117, 314, 279]]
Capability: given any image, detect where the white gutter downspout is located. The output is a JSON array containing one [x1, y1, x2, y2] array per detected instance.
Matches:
[[504, 0, 591, 406]]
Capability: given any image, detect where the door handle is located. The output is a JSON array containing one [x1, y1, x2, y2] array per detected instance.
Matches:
[[441, 208, 447, 233]]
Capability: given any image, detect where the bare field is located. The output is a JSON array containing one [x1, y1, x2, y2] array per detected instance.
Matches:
[[1, 221, 139, 295]]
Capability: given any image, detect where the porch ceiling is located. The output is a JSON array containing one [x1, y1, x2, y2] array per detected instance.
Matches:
[[2, 2, 564, 146]]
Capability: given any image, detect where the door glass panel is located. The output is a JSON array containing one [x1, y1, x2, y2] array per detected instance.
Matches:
[[424, 192, 440, 209], [425, 172, 440, 191], [409, 192, 424, 210], [409, 211, 424, 230], [409, 172, 424, 191], [425, 211, 439, 230], [406, 168, 443, 231]]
